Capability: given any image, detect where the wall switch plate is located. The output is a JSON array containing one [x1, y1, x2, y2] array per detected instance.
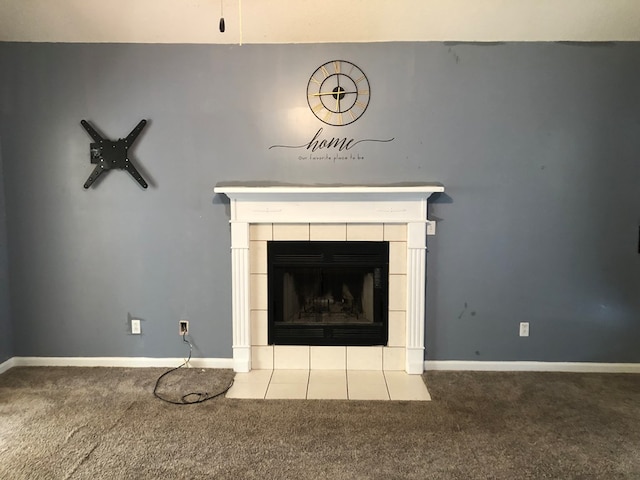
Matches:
[[179, 320, 189, 335], [131, 319, 141, 335], [519, 322, 529, 337]]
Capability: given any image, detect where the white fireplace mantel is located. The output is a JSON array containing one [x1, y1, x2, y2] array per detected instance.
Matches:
[[214, 183, 444, 374]]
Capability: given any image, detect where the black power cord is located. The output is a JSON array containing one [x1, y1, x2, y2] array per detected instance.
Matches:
[[153, 333, 234, 405]]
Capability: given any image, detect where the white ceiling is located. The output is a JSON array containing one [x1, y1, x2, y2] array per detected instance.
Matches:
[[1, 0, 639, 44]]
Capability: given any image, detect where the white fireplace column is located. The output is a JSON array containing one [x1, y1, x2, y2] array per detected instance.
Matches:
[[230, 221, 251, 372], [406, 222, 428, 374], [214, 184, 444, 374]]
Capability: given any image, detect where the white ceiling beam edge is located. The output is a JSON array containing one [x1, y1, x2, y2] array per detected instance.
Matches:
[[1, 0, 639, 44]]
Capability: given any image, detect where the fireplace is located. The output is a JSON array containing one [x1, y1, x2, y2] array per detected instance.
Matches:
[[268, 241, 389, 346], [213, 183, 444, 374]]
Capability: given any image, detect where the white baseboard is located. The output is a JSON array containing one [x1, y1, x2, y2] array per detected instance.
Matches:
[[3, 357, 639, 374], [7, 356, 234, 369], [0, 357, 16, 375], [425, 360, 640, 373]]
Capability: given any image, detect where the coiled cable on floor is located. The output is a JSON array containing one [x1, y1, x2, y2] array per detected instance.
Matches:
[[153, 333, 233, 405]]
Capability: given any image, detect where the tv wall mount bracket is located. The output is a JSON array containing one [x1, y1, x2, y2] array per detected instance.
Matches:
[[81, 119, 148, 189]]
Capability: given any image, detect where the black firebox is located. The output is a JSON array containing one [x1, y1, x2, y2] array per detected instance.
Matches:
[[268, 241, 389, 346]]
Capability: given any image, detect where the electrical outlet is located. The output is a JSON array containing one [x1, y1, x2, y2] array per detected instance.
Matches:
[[131, 319, 141, 335], [179, 320, 189, 335], [519, 322, 529, 337]]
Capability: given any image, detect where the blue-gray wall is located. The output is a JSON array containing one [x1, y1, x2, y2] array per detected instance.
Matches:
[[0, 42, 638, 362], [0, 134, 12, 363]]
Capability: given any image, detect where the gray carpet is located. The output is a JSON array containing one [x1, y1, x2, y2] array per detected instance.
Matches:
[[0, 367, 639, 479]]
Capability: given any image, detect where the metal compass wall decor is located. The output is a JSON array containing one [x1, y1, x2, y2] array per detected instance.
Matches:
[[80, 119, 149, 189], [306, 60, 370, 126], [269, 59, 394, 155]]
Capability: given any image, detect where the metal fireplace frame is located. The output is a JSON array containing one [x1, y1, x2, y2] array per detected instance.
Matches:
[[268, 240, 389, 346]]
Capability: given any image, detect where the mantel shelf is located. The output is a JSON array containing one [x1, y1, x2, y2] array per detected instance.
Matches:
[[214, 182, 444, 197], [214, 183, 444, 225]]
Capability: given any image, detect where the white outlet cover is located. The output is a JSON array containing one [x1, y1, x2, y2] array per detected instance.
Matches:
[[131, 319, 141, 334], [519, 322, 529, 337]]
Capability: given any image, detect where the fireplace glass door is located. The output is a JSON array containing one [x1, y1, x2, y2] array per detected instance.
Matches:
[[268, 241, 389, 346]]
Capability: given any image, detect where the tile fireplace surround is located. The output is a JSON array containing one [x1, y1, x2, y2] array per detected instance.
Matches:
[[214, 183, 444, 375]]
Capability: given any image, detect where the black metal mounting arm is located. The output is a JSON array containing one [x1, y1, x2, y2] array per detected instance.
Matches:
[[81, 119, 149, 189]]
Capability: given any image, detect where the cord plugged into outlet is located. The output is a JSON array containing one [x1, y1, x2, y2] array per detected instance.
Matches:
[[179, 320, 189, 336]]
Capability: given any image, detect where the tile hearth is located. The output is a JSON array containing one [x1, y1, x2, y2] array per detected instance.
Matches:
[[226, 369, 431, 401]]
